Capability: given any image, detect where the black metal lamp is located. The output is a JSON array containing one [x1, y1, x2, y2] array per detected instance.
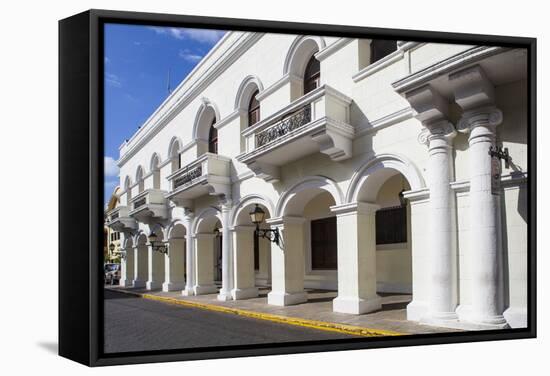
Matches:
[[249, 204, 280, 246], [148, 231, 168, 254]]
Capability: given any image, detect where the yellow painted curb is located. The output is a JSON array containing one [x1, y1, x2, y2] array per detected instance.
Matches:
[[111, 288, 405, 337]]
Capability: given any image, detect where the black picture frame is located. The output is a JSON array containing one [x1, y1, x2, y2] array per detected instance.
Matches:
[[59, 8, 537, 367]]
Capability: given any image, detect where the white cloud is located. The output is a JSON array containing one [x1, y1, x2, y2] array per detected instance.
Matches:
[[105, 72, 122, 88], [148, 26, 225, 44], [104, 56, 110, 64], [178, 49, 203, 63], [104, 156, 119, 177]]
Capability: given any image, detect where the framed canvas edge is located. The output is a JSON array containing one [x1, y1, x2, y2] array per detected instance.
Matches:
[[58, 8, 537, 367]]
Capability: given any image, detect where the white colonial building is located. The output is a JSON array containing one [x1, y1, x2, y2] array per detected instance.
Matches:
[[106, 31, 528, 330]]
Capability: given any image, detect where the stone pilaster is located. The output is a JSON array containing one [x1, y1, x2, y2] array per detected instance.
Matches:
[[146, 242, 165, 290], [231, 225, 259, 300]]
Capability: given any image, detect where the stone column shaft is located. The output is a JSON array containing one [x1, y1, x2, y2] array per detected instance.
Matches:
[[424, 125, 458, 321], [331, 202, 381, 314], [217, 203, 233, 301], [146, 244, 165, 290], [133, 245, 147, 288], [267, 217, 307, 306], [231, 225, 259, 299], [182, 213, 195, 296], [459, 108, 507, 326]]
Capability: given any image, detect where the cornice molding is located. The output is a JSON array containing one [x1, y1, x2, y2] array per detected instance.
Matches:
[[392, 46, 506, 94], [314, 38, 354, 62]]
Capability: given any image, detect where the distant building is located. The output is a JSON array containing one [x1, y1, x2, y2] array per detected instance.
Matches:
[[104, 187, 122, 263], [106, 33, 528, 330]]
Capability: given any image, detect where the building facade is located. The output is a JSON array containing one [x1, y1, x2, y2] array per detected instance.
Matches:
[[106, 32, 528, 330]]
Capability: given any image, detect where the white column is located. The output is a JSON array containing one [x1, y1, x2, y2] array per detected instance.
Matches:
[[419, 120, 458, 323], [331, 202, 381, 314], [231, 225, 259, 299], [267, 217, 307, 306], [193, 233, 218, 295], [119, 240, 134, 287], [218, 201, 234, 301], [182, 211, 195, 296], [458, 108, 507, 327], [451, 65, 508, 328], [146, 243, 165, 290], [162, 238, 186, 292], [132, 245, 147, 288]]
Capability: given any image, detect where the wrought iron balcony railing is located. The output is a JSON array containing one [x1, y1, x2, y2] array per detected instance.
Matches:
[[133, 197, 146, 210], [256, 106, 311, 148], [173, 165, 203, 190]]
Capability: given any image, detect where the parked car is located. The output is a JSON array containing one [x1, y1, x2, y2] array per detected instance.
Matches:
[[104, 263, 121, 285]]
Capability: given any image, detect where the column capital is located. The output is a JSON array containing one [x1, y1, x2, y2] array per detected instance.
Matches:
[[457, 106, 503, 134], [418, 120, 457, 147]]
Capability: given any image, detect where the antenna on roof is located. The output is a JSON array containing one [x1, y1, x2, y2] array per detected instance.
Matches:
[[167, 68, 172, 95]]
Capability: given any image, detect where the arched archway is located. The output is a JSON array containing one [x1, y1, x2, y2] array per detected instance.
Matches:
[[231, 194, 275, 299], [269, 176, 343, 307], [192, 208, 222, 295], [132, 232, 148, 288], [163, 222, 186, 291], [145, 225, 166, 290], [119, 234, 134, 287], [331, 154, 424, 315]]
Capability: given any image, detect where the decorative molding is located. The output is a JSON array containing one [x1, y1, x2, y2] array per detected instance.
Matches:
[[402, 187, 430, 202], [255, 73, 300, 102], [355, 107, 414, 137], [314, 38, 354, 61], [392, 46, 505, 94]]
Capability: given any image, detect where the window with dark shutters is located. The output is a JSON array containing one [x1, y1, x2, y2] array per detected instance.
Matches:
[[311, 217, 337, 270], [375, 205, 407, 245]]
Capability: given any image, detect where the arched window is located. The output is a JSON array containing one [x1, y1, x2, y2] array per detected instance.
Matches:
[[248, 90, 260, 127], [208, 119, 218, 154], [303, 55, 320, 95], [370, 39, 398, 64]]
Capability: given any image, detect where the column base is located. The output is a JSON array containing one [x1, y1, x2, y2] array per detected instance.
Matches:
[[503, 307, 527, 329], [132, 279, 146, 288], [468, 314, 510, 329], [332, 296, 382, 314], [181, 286, 195, 296], [420, 311, 459, 327], [119, 279, 133, 287], [162, 281, 186, 292], [146, 281, 162, 290], [406, 300, 429, 321], [231, 287, 259, 300], [193, 284, 218, 295], [217, 290, 233, 301], [267, 291, 307, 306]]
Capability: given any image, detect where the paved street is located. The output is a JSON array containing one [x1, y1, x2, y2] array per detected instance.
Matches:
[[104, 289, 353, 353]]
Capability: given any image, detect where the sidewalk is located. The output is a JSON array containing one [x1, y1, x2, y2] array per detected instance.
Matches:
[[106, 285, 461, 336]]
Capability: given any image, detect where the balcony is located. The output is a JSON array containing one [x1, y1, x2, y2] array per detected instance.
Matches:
[[106, 206, 137, 232], [128, 189, 168, 222], [236, 84, 355, 182], [166, 153, 231, 203]]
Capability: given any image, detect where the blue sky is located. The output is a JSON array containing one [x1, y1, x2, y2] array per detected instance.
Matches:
[[103, 23, 226, 206]]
